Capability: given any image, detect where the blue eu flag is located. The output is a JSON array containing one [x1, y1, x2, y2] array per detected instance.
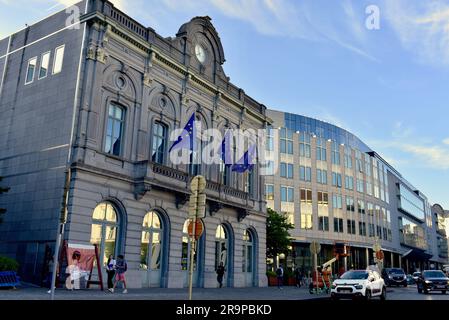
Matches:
[[232, 144, 256, 173], [169, 113, 195, 153]]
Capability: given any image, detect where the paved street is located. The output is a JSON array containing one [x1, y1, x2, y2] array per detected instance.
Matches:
[[1, 283, 449, 300]]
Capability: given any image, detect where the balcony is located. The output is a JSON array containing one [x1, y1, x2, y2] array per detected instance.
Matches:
[[134, 161, 256, 220]]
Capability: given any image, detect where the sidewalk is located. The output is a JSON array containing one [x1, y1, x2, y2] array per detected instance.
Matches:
[[0, 285, 328, 300]]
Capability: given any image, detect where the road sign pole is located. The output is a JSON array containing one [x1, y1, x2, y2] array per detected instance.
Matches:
[[188, 214, 196, 300]]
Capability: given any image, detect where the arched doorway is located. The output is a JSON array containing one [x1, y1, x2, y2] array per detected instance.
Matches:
[[140, 211, 166, 287], [215, 223, 234, 287], [182, 219, 205, 287], [242, 228, 257, 286]]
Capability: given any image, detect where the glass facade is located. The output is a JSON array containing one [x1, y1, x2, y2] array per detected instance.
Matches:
[[398, 184, 425, 221], [399, 217, 427, 250]]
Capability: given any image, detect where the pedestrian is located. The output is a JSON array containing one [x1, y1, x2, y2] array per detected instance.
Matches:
[[105, 254, 116, 290], [216, 262, 225, 288], [276, 265, 284, 289], [110, 254, 127, 293], [294, 267, 302, 288]]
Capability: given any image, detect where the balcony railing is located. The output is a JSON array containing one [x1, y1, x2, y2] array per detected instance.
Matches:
[[135, 161, 252, 210]]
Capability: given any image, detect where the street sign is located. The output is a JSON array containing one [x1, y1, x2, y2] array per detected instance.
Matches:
[[188, 193, 206, 218], [190, 175, 206, 193], [187, 219, 204, 239], [310, 241, 321, 255]]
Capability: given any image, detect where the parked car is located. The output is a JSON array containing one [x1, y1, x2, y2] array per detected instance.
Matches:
[[412, 272, 422, 283], [331, 270, 386, 300], [381, 268, 407, 287], [416, 270, 449, 294]]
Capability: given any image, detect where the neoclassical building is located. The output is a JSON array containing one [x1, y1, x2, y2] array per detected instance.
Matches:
[[0, 0, 269, 288]]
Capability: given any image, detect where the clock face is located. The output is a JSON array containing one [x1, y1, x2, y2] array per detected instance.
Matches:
[[195, 44, 206, 63]]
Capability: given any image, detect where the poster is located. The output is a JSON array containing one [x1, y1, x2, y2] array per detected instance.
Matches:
[[65, 243, 96, 289]]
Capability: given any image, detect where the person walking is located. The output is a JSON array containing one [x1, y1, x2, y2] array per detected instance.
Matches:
[[294, 267, 302, 288], [105, 254, 116, 290], [216, 262, 225, 288], [110, 254, 127, 293], [276, 265, 284, 289]]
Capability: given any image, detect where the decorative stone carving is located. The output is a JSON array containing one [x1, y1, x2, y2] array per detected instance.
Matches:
[[175, 193, 189, 209], [209, 200, 223, 216], [237, 208, 250, 222], [96, 47, 108, 64], [143, 72, 153, 87], [134, 181, 151, 200], [86, 44, 96, 60]]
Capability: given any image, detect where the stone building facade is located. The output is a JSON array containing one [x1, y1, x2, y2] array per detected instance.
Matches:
[[0, 0, 269, 288]]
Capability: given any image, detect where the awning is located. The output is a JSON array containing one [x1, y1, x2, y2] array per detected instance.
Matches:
[[402, 248, 433, 260]]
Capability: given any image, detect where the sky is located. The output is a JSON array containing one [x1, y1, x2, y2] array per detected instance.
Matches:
[[1, 0, 448, 208]]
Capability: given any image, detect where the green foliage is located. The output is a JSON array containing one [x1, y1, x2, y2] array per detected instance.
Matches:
[[266, 208, 294, 259], [0, 176, 10, 224], [266, 270, 277, 277], [0, 256, 19, 272]]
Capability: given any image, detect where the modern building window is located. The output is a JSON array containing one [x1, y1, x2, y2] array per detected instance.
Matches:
[[25, 56, 37, 84], [265, 160, 275, 175], [90, 203, 119, 267], [365, 156, 371, 176], [242, 230, 253, 273], [318, 191, 329, 205], [368, 223, 375, 237], [398, 217, 427, 249], [346, 197, 355, 212], [347, 220, 356, 235], [319, 216, 329, 231], [345, 175, 354, 190], [281, 186, 294, 202], [317, 169, 328, 185], [299, 133, 311, 158], [301, 212, 313, 230], [357, 200, 365, 214], [316, 137, 327, 161], [332, 194, 342, 209], [280, 162, 294, 179], [398, 183, 425, 220], [355, 150, 363, 173], [38, 51, 50, 79], [140, 211, 163, 271], [356, 178, 364, 193], [53, 45, 65, 74], [334, 218, 344, 233], [344, 147, 353, 169], [280, 128, 293, 154], [104, 103, 125, 156], [359, 222, 367, 236], [367, 203, 374, 216], [300, 188, 313, 203], [300, 166, 311, 182], [151, 121, 167, 164], [215, 225, 229, 271], [366, 181, 373, 196], [376, 226, 382, 238], [332, 172, 342, 188], [331, 141, 341, 165], [265, 184, 274, 201]]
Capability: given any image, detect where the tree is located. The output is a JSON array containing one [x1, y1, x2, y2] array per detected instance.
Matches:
[[0, 176, 10, 224], [266, 208, 294, 268]]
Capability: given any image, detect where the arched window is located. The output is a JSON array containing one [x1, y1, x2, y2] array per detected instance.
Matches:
[[140, 211, 162, 271], [90, 203, 119, 266], [151, 121, 168, 164], [215, 225, 228, 271], [242, 230, 253, 272]]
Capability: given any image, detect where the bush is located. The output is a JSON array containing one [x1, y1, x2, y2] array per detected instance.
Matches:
[[0, 256, 19, 272], [266, 270, 276, 277]]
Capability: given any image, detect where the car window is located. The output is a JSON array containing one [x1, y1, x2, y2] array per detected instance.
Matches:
[[340, 271, 369, 280], [423, 271, 445, 278], [388, 268, 404, 274]]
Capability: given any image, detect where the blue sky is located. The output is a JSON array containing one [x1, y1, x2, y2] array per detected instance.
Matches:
[[1, 0, 448, 208]]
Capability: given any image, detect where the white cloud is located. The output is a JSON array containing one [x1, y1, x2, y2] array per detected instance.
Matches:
[[444, 138, 449, 145], [399, 143, 449, 170], [384, 0, 449, 66]]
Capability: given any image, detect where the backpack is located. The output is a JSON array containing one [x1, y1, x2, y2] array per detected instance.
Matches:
[[276, 268, 282, 276]]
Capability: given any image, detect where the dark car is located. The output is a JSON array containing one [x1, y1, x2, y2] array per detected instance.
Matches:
[[381, 268, 407, 287], [417, 270, 449, 294]]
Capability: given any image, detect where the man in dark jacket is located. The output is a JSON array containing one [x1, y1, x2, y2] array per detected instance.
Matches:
[[216, 262, 225, 288]]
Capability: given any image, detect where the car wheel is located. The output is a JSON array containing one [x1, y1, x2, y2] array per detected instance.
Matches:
[[404, 283, 407, 287], [331, 294, 339, 301], [380, 287, 386, 301], [365, 289, 372, 300]]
